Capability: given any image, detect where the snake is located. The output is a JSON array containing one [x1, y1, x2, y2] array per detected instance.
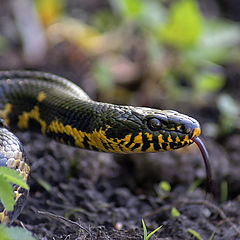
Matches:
[[0, 70, 211, 223]]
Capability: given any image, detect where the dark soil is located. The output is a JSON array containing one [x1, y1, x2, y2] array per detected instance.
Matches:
[[1, 0, 240, 239], [10, 130, 240, 240]]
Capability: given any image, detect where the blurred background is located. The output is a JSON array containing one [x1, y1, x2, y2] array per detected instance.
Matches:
[[0, 0, 240, 141]]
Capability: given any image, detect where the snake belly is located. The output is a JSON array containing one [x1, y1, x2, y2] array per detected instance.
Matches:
[[0, 70, 201, 223]]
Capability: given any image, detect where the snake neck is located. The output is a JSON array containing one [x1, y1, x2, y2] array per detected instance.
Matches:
[[44, 100, 146, 152]]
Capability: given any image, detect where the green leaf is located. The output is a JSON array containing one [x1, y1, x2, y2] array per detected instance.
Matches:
[[0, 225, 11, 240], [194, 70, 225, 92], [6, 226, 36, 240], [142, 219, 148, 240], [0, 175, 15, 211], [160, 0, 203, 48], [221, 181, 228, 203], [188, 179, 203, 192], [0, 167, 29, 190], [0, 36, 7, 53], [0, 225, 36, 240], [159, 181, 171, 192], [93, 60, 114, 91], [142, 219, 162, 240], [187, 228, 203, 240], [123, 0, 143, 18], [209, 231, 215, 240], [112, 0, 144, 19], [37, 178, 52, 192], [171, 207, 180, 218], [146, 225, 162, 240]]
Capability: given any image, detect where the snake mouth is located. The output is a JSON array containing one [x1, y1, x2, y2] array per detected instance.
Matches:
[[191, 127, 201, 139]]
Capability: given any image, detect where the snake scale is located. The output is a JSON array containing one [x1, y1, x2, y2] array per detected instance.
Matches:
[[0, 70, 210, 223]]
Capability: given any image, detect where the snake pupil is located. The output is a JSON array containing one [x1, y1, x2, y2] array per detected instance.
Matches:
[[147, 118, 162, 131], [179, 125, 186, 132]]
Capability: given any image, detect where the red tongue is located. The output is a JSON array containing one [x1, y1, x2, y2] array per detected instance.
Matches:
[[192, 136, 212, 193]]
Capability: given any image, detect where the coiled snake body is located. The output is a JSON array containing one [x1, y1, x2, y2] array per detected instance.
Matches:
[[0, 70, 202, 223]]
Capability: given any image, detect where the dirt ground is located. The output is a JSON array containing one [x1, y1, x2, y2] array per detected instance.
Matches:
[[1, 0, 240, 239], [12, 130, 240, 240]]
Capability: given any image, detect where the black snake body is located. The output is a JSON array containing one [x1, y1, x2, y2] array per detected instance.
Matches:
[[0, 70, 201, 223]]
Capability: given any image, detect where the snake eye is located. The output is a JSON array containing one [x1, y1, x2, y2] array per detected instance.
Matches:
[[147, 118, 162, 131]]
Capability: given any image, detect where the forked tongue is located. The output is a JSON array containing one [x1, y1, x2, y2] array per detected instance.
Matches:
[[192, 136, 212, 193]]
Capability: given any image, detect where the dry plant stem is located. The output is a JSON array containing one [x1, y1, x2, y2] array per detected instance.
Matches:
[[37, 210, 92, 239], [179, 200, 240, 236]]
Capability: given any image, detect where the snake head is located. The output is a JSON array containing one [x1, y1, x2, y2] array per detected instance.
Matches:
[[138, 108, 201, 151], [105, 107, 201, 153]]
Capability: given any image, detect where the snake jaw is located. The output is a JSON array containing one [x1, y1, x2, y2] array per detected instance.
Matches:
[[191, 127, 201, 138]]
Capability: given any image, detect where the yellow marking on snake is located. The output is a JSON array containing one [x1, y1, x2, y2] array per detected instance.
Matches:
[[145, 132, 152, 141], [193, 128, 201, 137], [47, 120, 159, 153], [50, 120, 116, 151], [184, 135, 189, 141], [166, 143, 171, 150], [134, 133, 142, 143], [176, 136, 181, 142], [47, 120, 194, 153], [0, 103, 12, 125], [158, 135, 164, 144], [121, 134, 131, 145], [18, 106, 47, 133], [146, 143, 155, 152], [167, 136, 173, 142], [37, 91, 47, 102]]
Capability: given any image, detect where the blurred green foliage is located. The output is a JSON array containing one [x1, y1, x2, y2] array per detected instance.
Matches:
[[155, 181, 171, 200], [187, 228, 203, 240], [220, 180, 228, 203], [0, 168, 32, 240], [7, 0, 240, 136], [114, 0, 144, 19], [142, 219, 162, 240], [93, 0, 240, 97], [35, 0, 64, 25], [0, 225, 36, 240], [171, 207, 180, 218], [217, 94, 240, 136], [0, 167, 29, 212], [160, 0, 203, 48], [0, 36, 7, 53], [93, 60, 114, 93], [93, 0, 240, 136], [159, 181, 171, 192]]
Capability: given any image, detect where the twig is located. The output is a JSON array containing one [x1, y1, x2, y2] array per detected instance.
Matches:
[[37, 210, 92, 239]]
